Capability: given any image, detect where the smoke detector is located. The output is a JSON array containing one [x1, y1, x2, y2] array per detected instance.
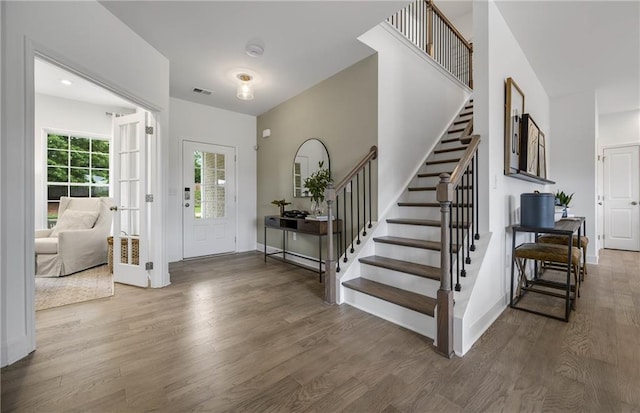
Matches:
[[245, 43, 264, 58]]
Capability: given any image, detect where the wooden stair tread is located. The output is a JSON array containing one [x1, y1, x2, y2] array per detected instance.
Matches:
[[417, 170, 473, 178], [386, 218, 470, 229], [426, 158, 461, 165], [453, 119, 470, 125], [342, 278, 436, 317], [441, 136, 466, 144], [459, 111, 473, 116], [447, 128, 466, 134], [435, 146, 467, 154], [408, 186, 436, 191], [358, 256, 440, 281]]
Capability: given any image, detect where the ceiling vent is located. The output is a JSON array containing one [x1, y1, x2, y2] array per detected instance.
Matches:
[[192, 87, 213, 96]]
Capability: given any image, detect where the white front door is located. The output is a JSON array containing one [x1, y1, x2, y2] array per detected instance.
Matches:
[[604, 145, 640, 251], [112, 112, 150, 287], [182, 141, 236, 258]]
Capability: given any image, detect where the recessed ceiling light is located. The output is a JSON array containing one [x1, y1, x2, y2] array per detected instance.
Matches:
[[60, 79, 72, 86], [246, 43, 264, 58]]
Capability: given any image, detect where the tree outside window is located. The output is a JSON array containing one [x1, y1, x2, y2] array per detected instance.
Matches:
[[47, 133, 110, 227]]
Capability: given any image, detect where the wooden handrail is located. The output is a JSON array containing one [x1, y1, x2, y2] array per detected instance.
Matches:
[[448, 134, 480, 189], [334, 146, 377, 192], [429, 1, 472, 51]]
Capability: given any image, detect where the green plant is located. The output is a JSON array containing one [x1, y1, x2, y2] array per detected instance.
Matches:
[[271, 199, 291, 215], [303, 161, 332, 203], [554, 190, 574, 207]]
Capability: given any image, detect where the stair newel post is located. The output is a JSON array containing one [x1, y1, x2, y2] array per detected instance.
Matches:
[[436, 173, 454, 358], [325, 183, 337, 304]]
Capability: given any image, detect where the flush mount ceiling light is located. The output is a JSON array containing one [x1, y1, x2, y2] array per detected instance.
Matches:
[[60, 79, 72, 86], [236, 73, 254, 101]]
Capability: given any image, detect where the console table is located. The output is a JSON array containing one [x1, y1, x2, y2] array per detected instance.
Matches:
[[264, 215, 341, 281]]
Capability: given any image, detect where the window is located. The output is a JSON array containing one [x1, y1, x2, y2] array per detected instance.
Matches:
[[47, 133, 110, 227], [193, 150, 226, 219]]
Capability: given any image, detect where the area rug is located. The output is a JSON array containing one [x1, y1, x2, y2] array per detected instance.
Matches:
[[35, 265, 114, 311]]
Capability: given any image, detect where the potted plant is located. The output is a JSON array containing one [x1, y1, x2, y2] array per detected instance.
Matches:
[[303, 161, 332, 215], [271, 199, 291, 216], [554, 190, 574, 217]]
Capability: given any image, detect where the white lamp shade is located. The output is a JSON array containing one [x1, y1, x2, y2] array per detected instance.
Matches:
[[237, 82, 254, 100]]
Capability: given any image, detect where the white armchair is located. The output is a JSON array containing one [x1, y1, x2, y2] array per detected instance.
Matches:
[[35, 196, 115, 277]]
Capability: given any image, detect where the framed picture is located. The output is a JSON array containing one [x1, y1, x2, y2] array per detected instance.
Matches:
[[520, 114, 539, 175], [538, 131, 547, 179], [504, 77, 525, 174]]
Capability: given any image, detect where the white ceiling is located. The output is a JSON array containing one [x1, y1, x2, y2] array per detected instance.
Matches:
[[100, 1, 411, 116], [35, 58, 137, 109], [495, 0, 640, 115]]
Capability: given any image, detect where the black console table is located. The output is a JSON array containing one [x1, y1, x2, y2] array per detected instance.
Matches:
[[264, 215, 341, 281]]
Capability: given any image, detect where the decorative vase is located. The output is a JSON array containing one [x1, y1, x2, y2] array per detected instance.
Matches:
[[279, 205, 285, 216], [310, 199, 324, 216], [562, 207, 570, 218]]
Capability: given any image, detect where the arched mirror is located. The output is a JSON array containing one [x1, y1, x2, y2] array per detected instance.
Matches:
[[293, 138, 330, 198]]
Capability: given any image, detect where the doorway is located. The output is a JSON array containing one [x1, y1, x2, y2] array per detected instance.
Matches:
[[182, 141, 237, 258], [603, 144, 640, 251], [33, 57, 152, 309]]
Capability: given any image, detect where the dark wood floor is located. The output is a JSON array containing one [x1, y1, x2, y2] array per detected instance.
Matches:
[[2, 249, 639, 412]]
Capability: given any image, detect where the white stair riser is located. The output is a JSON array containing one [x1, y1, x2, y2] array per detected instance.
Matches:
[[342, 289, 436, 339], [423, 162, 461, 173], [403, 190, 438, 203], [394, 206, 441, 220], [386, 223, 462, 244], [437, 139, 468, 151], [373, 242, 441, 267], [358, 266, 440, 298]]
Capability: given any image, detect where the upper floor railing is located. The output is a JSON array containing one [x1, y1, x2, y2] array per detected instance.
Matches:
[[388, 0, 473, 88]]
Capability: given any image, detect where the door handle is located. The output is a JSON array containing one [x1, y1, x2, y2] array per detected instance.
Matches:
[[632, 201, 639, 205], [185, 203, 190, 207], [598, 202, 603, 205], [110, 206, 118, 211]]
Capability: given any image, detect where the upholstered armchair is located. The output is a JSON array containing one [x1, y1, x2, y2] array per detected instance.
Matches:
[[35, 196, 115, 276]]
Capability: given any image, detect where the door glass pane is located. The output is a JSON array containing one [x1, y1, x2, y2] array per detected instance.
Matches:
[[199, 151, 226, 219], [194, 151, 202, 219]]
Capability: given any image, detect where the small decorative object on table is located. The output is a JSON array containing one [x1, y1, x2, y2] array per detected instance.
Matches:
[[303, 161, 332, 216], [554, 190, 574, 218], [271, 199, 291, 216]]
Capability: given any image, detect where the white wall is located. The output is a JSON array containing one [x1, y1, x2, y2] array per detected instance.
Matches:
[[359, 23, 471, 217], [459, 0, 551, 355], [34, 94, 135, 229], [550, 91, 597, 262], [168, 98, 257, 262], [1, 1, 169, 367], [599, 109, 640, 147]]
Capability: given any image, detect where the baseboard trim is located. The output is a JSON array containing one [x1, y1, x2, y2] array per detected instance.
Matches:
[[456, 296, 507, 356], [2, 334, 35, 367]]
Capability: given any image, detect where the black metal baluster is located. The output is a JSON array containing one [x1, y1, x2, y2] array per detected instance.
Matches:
[[466, 163, 472, 264], [460, 184, 466, 278], [343, 188, 348, 263], [470, 153, 477, 251], [356, 172, 361, 245], [336, 194, 341, 272], [350, 180, 355, 253], [368, 161, 372, 228], [455, 186, 461, 291], [362, 165, 367, 237], [475, 151, 480, 240]]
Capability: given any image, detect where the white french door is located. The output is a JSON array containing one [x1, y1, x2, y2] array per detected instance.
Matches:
[[112, 112, 150, 287], [603, 145, 640, 251], [182, 141, 236, 258]]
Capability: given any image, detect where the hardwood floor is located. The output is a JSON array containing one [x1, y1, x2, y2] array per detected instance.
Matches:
[[2, 249, 639, 412]]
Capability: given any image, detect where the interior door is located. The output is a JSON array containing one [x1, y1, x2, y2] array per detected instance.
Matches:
[[112, 112, 149, 287], [604, 145, 640, 251], [183, 141, 236, 258]]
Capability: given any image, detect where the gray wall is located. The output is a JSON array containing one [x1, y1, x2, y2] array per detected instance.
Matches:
[[257, 54, 378, 258]]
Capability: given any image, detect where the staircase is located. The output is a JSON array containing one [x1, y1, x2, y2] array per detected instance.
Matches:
[[341, 99, 475, 344]]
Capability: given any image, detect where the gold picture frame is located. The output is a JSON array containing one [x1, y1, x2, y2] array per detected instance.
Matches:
[[504, 77, 525, 175]]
